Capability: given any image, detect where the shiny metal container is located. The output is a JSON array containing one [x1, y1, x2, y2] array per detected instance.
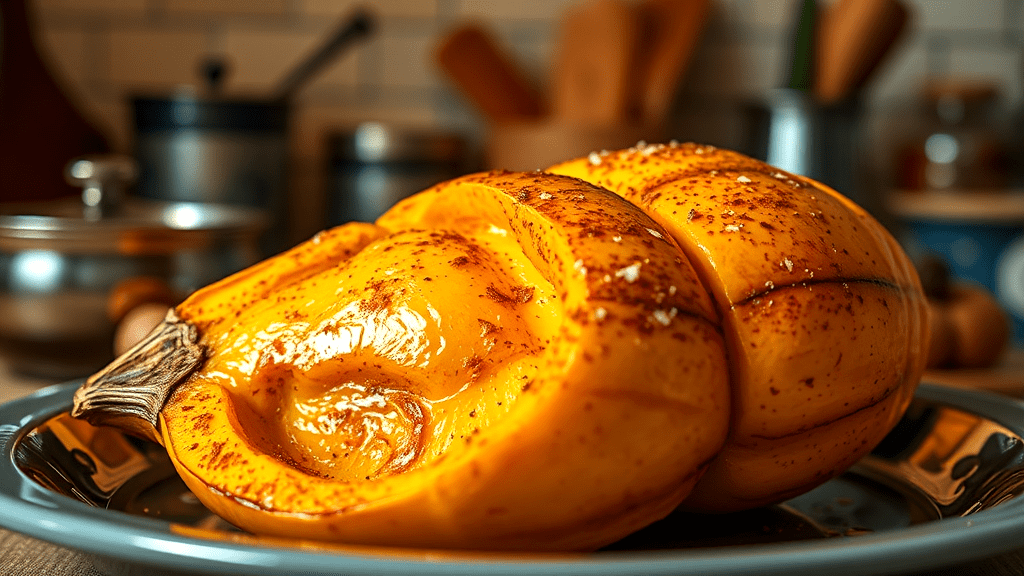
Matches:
[[132, 94, 288, 252], [743, 89, 871, 213], [5, 383, 1024, 576], [0, 156, 267, 378], [328, 123, 471, 225]]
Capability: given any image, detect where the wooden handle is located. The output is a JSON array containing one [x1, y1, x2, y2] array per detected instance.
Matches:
[[847, 0, 909, 96], [815, 0, 909, 104], [634, 0, 710, 123], [435, 24, 544, 123], [551, 0, 641, 124]]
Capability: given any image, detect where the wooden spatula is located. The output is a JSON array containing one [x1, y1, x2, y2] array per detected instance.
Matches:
[[551, 0, 641, 124], [814, 0, 909, 104], [435, 24, 545, 123], [634, 0, 710, 123]]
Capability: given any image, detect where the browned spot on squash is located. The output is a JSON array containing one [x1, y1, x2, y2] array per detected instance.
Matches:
[[485, 284, 535, 307]]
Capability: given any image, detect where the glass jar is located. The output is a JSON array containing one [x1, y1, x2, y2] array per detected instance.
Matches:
[[896, 79, 1010, 192]]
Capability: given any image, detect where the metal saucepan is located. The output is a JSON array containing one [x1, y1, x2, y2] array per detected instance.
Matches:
[[327, 122, 473, 226], [0, 155, 267, 379], [131, 9, 374, 253]]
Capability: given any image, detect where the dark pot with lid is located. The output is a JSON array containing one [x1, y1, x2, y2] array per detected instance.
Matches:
[[0, 155, 267, 378], [328, 122, 473, 225], [131, 9, 374, 253], [132, 92, 289, 254]]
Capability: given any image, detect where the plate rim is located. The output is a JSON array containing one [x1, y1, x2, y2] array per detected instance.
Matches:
[[2, 381, 1024, 576]]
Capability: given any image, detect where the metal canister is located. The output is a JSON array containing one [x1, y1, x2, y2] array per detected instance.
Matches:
[[328, 123, 471, 225], [743, 89, 870, 214], [132, 94, 288, 253]]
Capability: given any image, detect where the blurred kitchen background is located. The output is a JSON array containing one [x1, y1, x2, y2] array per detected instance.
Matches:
[[10, 0, 1023, 238], [4, 0, 1024, 380]]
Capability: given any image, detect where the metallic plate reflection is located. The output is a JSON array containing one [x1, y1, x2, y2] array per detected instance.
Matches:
[[12, 387, 1024, 550]]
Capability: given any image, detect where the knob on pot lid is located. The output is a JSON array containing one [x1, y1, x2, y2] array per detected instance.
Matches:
[[0, 155, 269, 254], [65, 154, 136, 220]]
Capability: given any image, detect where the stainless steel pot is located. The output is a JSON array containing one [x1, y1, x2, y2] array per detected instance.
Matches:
[[0, 156, 267, 378], [132, 94, 288, 253], [328, 123, 472, 225], [130, 9, 374, 254], [742, 89, 872, 213]]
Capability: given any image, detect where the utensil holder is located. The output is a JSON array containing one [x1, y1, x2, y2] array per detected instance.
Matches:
[[486, 120, 663, 172], [743, 89, 874, 215]]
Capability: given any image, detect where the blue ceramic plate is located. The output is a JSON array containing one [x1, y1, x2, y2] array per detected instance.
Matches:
[[1, 381, 1024, 576]]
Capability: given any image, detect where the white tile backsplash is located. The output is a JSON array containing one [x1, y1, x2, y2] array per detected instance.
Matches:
[[105, 27, 209, 89], [454, 0, 579, 22], [34, 0, 1024, 141], [749, 0, 801, 30], [867, 38, 932, 104], [686, 37, 786, 99], [907, 0, 1005, 31], [220, 28, 326, 94], [380, 33, 439, 89], [948, 45, 1023, 103]]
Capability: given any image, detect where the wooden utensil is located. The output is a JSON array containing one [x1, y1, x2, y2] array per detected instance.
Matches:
[[846, 0, 909, 97], [634, 0, 710, 123], [435, 24, 545, 124], [551, 0, 641, 124], [814, 0, 909, 104]]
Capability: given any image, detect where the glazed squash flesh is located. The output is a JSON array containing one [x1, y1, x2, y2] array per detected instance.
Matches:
[[182, 224, 558, 482], [154, 170, 731, 550]]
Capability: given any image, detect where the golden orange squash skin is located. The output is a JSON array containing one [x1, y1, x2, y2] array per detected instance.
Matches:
[[548, 143, 929, 511], [158, 170, 731, 550]]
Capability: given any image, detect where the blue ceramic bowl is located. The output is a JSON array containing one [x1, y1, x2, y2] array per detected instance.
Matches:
[[891, 191, 1024, 343]]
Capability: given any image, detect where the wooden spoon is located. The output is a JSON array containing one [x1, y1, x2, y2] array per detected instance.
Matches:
[[435, 24, 545, 123], [814, 0, 909, 104], [634, 0, 711, 123], [551, 0, 641, 124]]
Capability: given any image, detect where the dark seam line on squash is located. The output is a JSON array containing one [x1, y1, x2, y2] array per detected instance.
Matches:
[[743, 381, 904, 444], [735, 276, 901, 308]]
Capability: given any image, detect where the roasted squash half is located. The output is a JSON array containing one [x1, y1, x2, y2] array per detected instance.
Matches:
[[548, 143, 928, 511], [73, 143, 927, 550]]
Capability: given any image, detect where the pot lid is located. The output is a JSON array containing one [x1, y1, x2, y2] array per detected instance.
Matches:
[[0, 156, 268, 254], [330, 122, 467, 163], [133, 94, 288, 133]]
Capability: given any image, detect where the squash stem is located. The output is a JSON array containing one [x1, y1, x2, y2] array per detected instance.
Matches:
[[71, 309, 205, 444]]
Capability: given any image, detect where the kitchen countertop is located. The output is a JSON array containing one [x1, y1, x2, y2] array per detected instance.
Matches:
[[3, 358, 1024, 576], [922, 350, 1024, 399]]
